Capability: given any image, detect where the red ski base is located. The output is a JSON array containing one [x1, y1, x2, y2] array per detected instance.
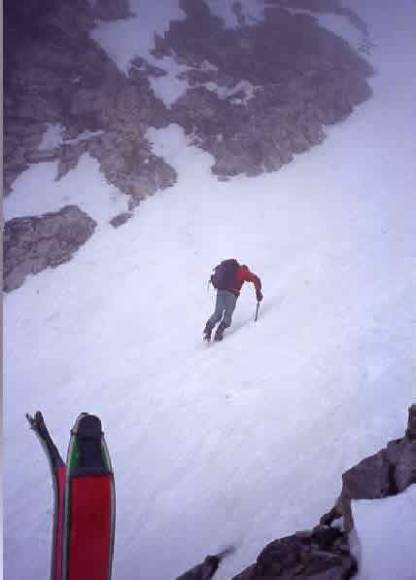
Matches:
[[67, 474, 114, 580]]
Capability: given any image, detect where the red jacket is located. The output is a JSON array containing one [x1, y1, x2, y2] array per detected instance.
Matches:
[[229, 265, 262, 296]]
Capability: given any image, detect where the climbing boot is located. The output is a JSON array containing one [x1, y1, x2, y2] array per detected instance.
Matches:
[[214, 323, 226, 342], [203, 322, 213, 342]]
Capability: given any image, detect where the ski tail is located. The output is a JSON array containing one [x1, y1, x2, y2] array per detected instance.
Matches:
[[26, 412, 66, 580], [63, 413, 115, 580]]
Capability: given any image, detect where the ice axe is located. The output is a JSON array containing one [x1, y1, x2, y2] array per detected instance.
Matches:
[[254, 301, 260, 322]]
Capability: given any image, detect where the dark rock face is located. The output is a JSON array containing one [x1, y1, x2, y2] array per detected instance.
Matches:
[[3, 205, 97, 292], [3, 0, 176, 203], [233, 526, 356, 579], [162, 0, 373, 178]]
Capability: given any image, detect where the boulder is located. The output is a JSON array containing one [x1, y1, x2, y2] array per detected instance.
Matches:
[[109, 212, 132, 228], [3, 205, 96, 292]]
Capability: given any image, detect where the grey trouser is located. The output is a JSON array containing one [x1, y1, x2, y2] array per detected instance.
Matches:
[[207, 290, 238, 329]]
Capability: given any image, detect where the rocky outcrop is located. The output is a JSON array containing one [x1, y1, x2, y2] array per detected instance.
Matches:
[[233, 526, 356, 579], [222, 405, 416, 580], [3, 0, 176, 203], [178, 406, 416, 580], [179, 526, 356, 580], [161, 0, 373, 179], [4, 0, 373, 197], [321, 404, 416, 531], [3, 205, 96, 292]]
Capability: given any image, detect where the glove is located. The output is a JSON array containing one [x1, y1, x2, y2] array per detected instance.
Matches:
[[256, 290, 263, 302]]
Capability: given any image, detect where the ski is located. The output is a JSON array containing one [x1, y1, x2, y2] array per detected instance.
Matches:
[[63, 413, 115, 580], [26, 412, 66, 580]]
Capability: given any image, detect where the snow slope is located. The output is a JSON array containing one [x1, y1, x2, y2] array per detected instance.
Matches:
[[353, 485, 416, 579], [3, 154, 128, 226], [4, 1, 416, 579]]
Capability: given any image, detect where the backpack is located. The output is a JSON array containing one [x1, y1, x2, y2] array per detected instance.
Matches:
[[210, 259, 239, 290]]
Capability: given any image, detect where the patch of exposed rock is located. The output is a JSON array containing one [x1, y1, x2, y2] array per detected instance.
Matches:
[[4, 0, 374, 196], [179, 526, 356, 580], [3, 0, 176, 204], [321, 404, 416, 532], [177, 406, 416, 580], [109, 211, 132, 228], [157, 0, 373, 179], [3, 205, 96, 292], [233, 526, 356, 579]]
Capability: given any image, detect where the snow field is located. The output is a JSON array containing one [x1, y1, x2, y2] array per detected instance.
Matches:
[[353, 486, 416, 579], [3, 154, 129, 226], [4, 1, 416, 579]]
